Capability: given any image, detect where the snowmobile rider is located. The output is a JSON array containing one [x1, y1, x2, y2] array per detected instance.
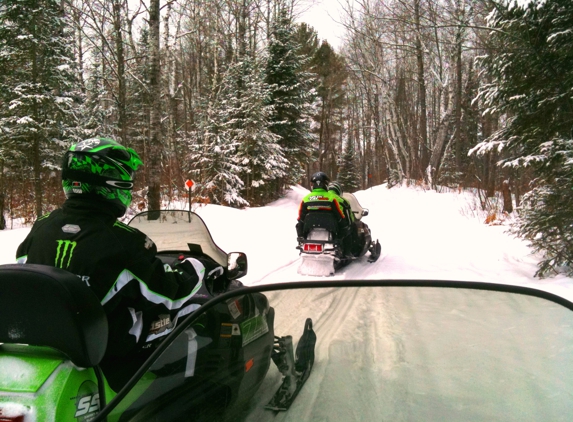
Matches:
[[328, 182, 361, 256], [296, 172, 352, 255], [328, 181, 367, 256], [16, 137, 215, 391], [327, 181, 354, 223]]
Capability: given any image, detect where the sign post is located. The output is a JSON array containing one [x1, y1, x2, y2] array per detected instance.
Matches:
[[185, 179, 194, 212]]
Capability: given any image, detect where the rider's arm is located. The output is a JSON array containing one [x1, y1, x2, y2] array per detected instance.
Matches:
[[331, 198, 347, 223], [102, 228, 205, 348], [297, 200, 306, 222]]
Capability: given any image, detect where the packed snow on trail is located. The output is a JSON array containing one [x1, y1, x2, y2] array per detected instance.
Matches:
[[1, 183, 572, 298]]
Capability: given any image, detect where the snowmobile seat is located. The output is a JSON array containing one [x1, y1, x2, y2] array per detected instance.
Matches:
[[342, 193, 365, 220], [0, 263, 108, 368]]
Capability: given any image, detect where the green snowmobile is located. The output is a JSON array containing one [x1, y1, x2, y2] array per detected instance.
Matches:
[[0, 210, 315, 421]]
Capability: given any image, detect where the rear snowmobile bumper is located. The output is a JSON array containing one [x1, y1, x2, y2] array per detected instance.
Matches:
[[298, 253, 335, 277]]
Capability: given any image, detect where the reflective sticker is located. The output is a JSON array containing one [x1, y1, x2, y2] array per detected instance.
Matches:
[[308, 206, 332, 211], [62, 224, 81, 234], [220, 323, 233, 338], [227, 299, 242, 319], [72, 181, 82, 194], [245, 358, 254, 373], [241, 313, 269, 346]]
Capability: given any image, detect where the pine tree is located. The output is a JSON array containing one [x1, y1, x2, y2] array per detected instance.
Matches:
[[338, 137, 360, 193], [0, 0, 82, 217], [265, 8, 315, 189], [311, 41, 348, 177], [473, 0, 573, 276], [229, 58, 288, 205], [187, 70, 248, 207]]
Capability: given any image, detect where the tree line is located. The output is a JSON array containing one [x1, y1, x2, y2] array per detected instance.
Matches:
[[341, 0, 573, 276], [1, 0, 572, 276]]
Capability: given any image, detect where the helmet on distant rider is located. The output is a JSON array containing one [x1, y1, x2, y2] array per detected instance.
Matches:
[[310, 172, 330, 190], [61, 137, 143, 217], [328, 181, 343, 197]]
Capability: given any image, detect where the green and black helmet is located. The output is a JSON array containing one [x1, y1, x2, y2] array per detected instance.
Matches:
[[62, 137, 143, 216], [328, 181, 343, 196]]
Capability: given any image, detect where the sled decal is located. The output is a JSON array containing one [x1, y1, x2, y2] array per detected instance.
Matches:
[[74, 380, 100, 421], [227, 299, 242, 319], [241, 314, 269, 346]]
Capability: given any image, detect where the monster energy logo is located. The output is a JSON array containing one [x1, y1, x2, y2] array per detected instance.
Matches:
[[55, 240, 77, 269]]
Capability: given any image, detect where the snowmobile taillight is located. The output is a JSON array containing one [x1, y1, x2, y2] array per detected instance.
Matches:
[[0, 404, 26, 422], [303, 243, 323, 253], [0, 417, 24, 422]]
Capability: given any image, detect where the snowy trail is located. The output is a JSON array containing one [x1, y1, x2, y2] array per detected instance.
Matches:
[[0, 183, 552, 290], [231, 286, 397, 421], [214, 184, 573, 419], [232, 284, 573, 421], [231, 184, 573, 303]]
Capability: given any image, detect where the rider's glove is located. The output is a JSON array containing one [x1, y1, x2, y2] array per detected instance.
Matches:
[[206, 265, 228, 294], [173, 258, 201, 291]]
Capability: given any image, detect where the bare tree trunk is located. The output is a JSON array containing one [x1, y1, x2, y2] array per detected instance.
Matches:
[[112, 0, 127, 143], [453, 0, 464, 173], [0, 190, 5, 230], [72, 4, 85, 94], [481, 108, 498, 196], [414, 0, 429, 180], [32, 138, 43, 217], [429, 87, 455, 182], [31, 12, 43, 217], [502, 180, 513, 213], [147, 0, 162, 214]]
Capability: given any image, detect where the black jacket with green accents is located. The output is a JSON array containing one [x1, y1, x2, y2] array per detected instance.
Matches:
[[16, 197, 203, 359]]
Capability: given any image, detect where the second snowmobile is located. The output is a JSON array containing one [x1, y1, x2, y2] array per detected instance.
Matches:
[[297, 192, 381, 276]]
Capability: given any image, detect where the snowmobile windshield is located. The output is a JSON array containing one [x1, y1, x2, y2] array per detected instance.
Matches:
[[94, 281, 573, 422], [128, 210, 228, 267]]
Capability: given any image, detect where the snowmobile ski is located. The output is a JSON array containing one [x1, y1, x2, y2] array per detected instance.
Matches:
[[265, 318, 316, 411], [367, 240, 381, 263]]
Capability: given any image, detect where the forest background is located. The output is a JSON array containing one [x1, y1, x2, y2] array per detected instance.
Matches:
[[1, 0, 572, 277]]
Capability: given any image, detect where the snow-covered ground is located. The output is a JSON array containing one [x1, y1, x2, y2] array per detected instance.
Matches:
[[2, 182, 572, 296], [3, 184, 573, 421]]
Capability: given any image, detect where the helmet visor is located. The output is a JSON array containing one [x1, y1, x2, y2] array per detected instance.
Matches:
[[95, 146, 142, 180]]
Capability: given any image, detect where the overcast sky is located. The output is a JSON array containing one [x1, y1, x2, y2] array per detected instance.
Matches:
[[297, 0, 346, 50]]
